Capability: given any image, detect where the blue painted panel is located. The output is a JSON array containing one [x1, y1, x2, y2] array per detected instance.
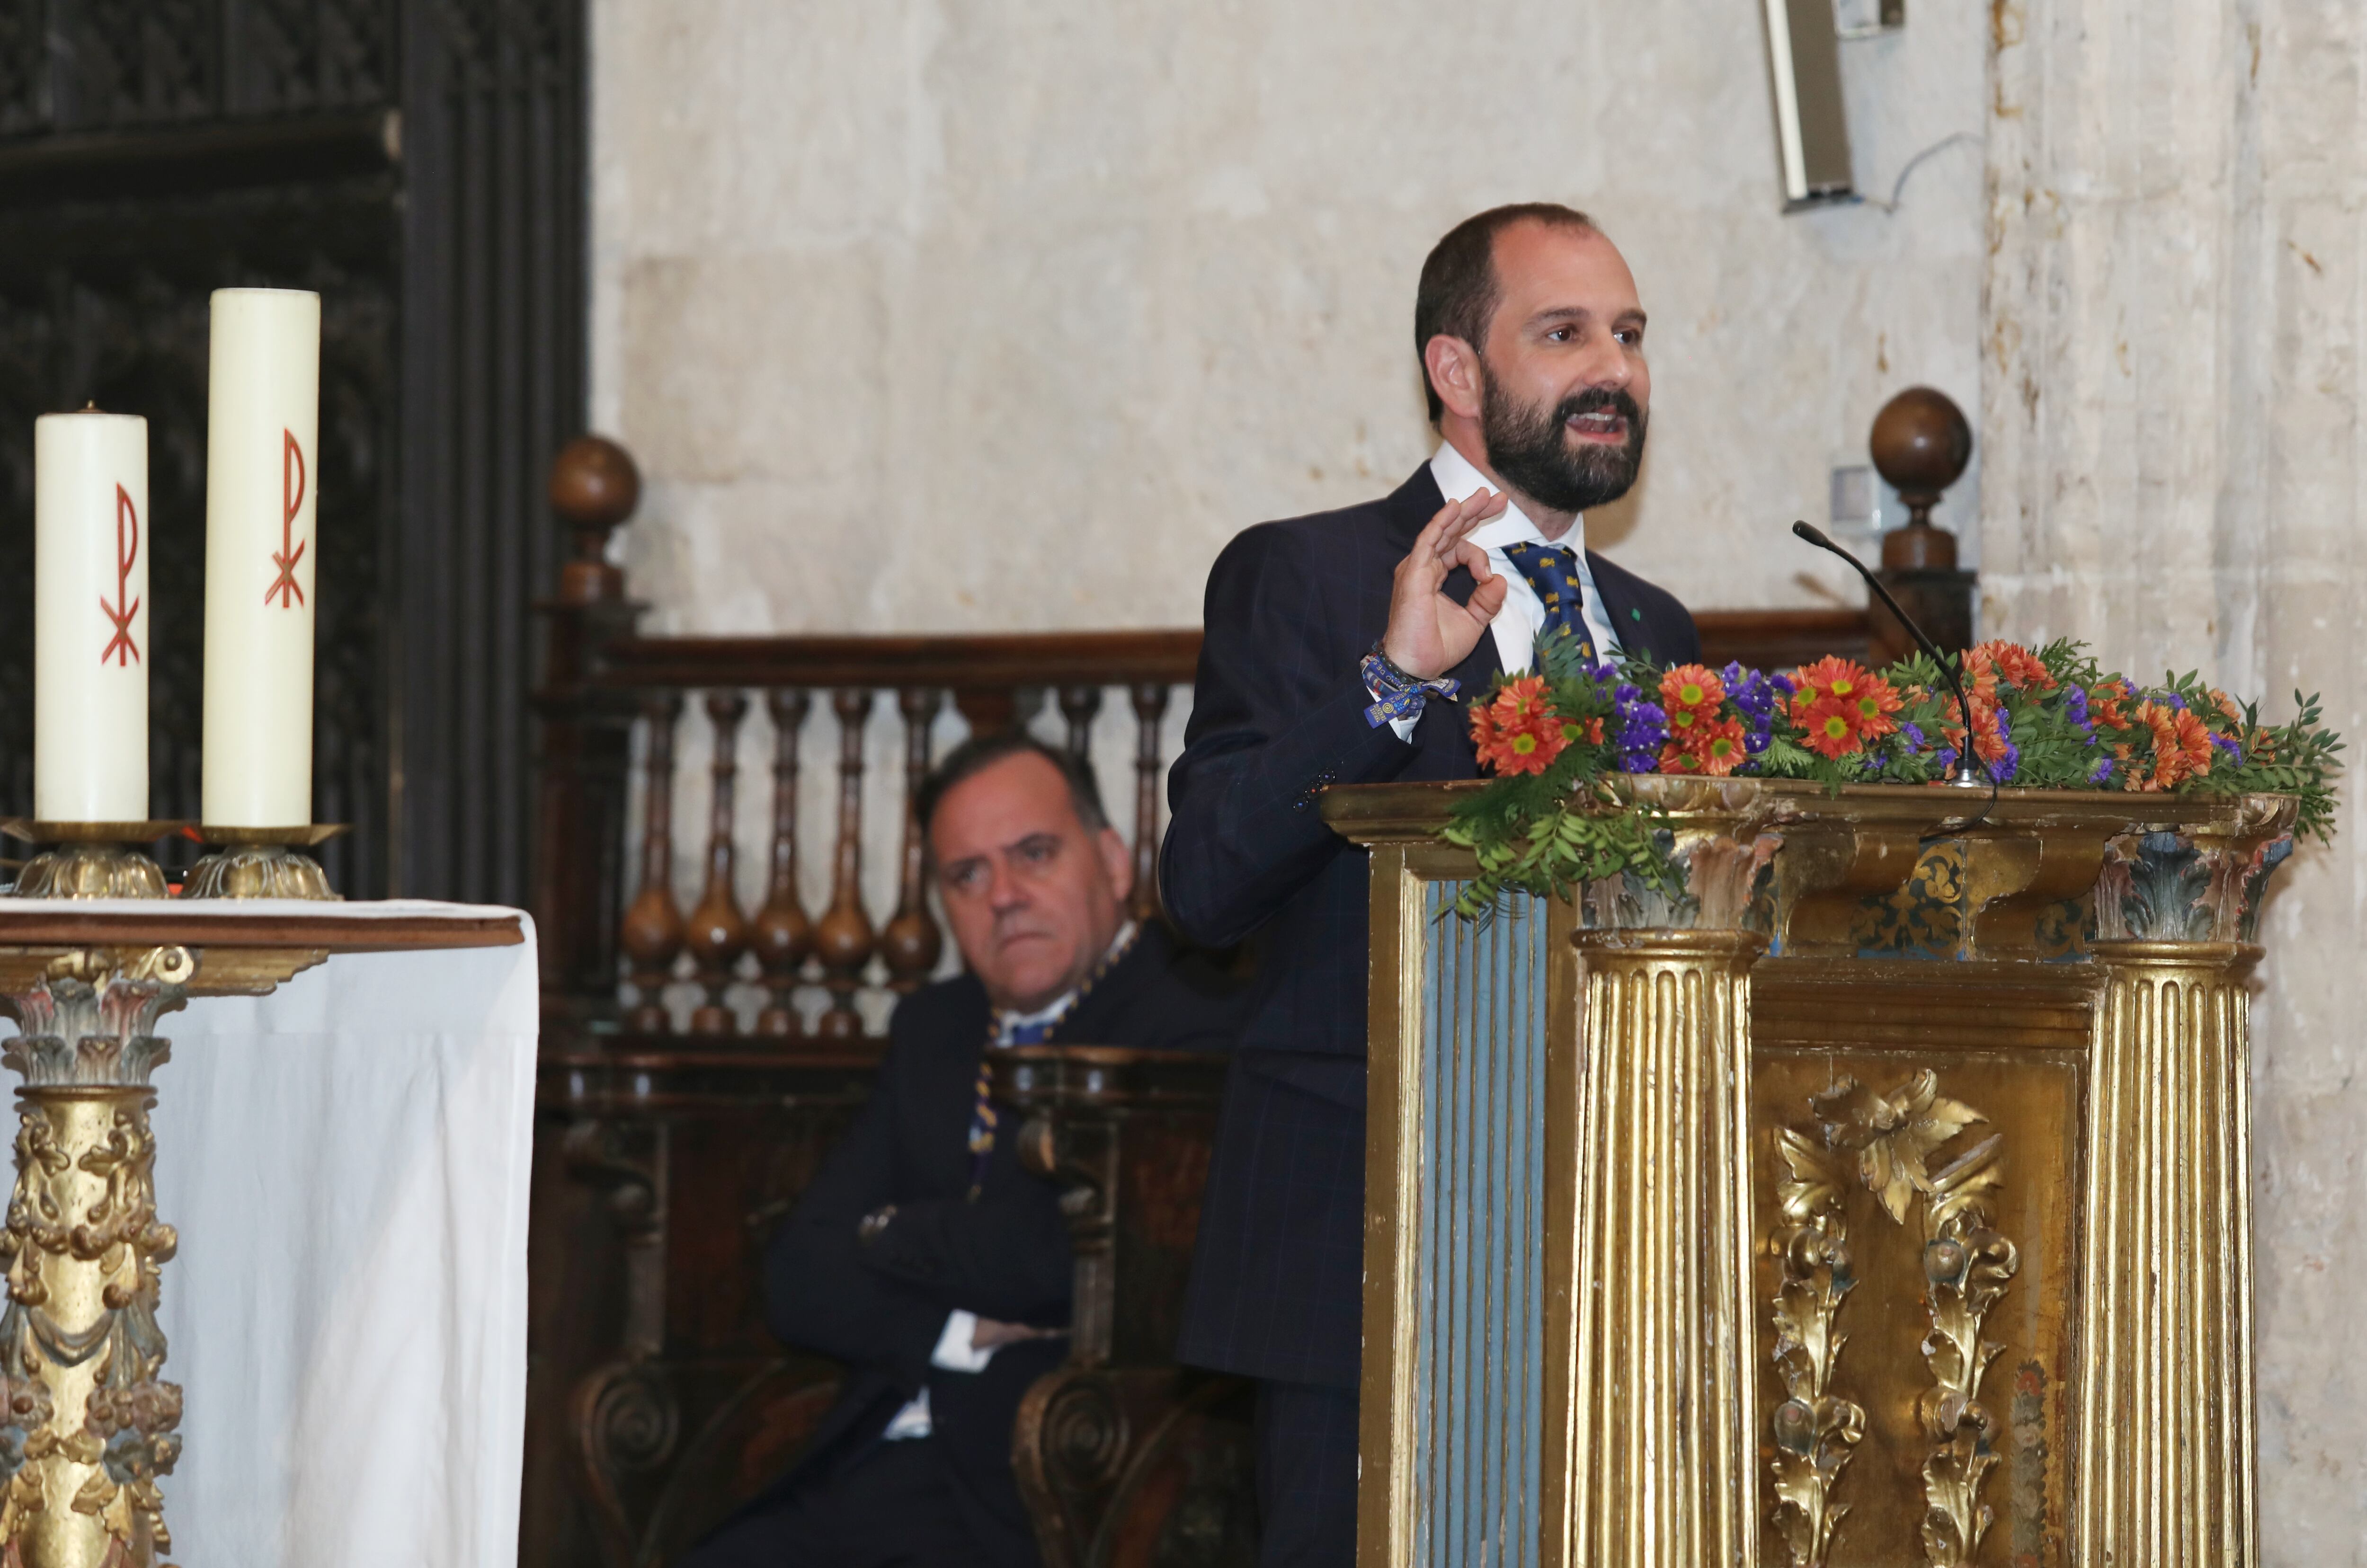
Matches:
[[1414, 886, 1550, 1568]]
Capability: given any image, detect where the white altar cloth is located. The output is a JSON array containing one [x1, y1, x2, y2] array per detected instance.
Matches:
[[12, 900, 549, 1568]]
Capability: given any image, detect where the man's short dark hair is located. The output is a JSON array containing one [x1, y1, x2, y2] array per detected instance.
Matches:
[[917, 730, 1111, 846], [1414, 203, 1600, 424]]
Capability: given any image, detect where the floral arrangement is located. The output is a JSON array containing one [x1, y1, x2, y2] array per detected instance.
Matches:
[[1442, 632, 2342, 919]]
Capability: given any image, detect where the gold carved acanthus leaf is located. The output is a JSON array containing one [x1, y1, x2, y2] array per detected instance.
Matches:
[[1811, 1069, 1985, 1225]]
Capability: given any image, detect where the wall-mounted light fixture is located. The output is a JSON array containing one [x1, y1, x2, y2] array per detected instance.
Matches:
[[1761, 0, 1857, 210]]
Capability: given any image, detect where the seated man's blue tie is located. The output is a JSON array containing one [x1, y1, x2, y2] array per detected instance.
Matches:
[[1500, 541, 1596, 661]]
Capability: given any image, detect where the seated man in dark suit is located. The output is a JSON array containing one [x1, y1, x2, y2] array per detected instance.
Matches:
[[684, 731, 1242, 1568]]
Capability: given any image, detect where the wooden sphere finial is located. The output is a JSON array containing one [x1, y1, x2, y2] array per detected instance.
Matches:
[[551, 434, 641, 531], [1869, 387, 1972, 516], [1869, 387, 1972, 570], [550, 434, 641, 603]]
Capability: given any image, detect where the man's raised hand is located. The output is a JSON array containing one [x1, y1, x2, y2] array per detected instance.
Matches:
[[1381, 489, 1511, 680]]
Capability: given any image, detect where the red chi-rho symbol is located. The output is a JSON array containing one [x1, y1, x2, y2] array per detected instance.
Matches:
[[99, 483, 140, 667], [265, 428, 307, 609]]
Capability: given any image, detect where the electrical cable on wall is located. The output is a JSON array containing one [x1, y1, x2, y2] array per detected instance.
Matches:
[[1860, 130, 1980, 214]]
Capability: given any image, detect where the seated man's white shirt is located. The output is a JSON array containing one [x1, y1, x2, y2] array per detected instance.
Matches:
[[1381, 443, 1624, 742], [880, 1311, 998, 1440]]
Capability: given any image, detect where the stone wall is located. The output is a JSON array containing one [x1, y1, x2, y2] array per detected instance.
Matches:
[[1985, 3, 2367, 1559], [588, 0, 1988, 636]]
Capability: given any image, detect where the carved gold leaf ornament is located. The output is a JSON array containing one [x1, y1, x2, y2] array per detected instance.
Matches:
[[1811, 1070, 1984, 1226], [1769, 1129, 1864, 1568], [1769, 1072, 2021, 1568]]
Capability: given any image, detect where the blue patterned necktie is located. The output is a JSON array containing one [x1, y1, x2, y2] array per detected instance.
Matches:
[[1499, 541, 1596, 661]]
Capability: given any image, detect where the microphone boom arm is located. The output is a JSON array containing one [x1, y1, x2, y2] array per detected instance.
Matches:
[[1790, 519, 1989, 796]]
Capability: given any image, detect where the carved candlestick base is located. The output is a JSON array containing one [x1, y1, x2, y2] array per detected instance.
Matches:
[[0, 950, 191, 1568], [182, 826, 346, 902], [1, 825, 185, 903]]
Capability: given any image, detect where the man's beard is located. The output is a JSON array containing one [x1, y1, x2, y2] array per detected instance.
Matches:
[[1479, 374, 1648, 515]]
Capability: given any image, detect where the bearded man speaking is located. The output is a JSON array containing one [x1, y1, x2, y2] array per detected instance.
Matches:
[[1160, 204, 1699, 1566]]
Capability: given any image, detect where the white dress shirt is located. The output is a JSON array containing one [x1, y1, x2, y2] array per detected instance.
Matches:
[[1430, 441, 1621, 669], [1379, 443, 1623, 742]]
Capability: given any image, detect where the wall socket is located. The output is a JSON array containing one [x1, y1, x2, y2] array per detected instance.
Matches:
[[1829, 464, 1883, 546]]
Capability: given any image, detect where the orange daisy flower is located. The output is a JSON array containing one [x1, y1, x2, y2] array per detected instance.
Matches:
[[1659, 664, 1726, 717], [2130, 700, 2213, 790], [2089, 679, 2133, 732], [1787, 656, 1870, 720], [1938, 694, 2012, 767], [1684, 716, 1750, 776], [1800, 695, 1864, 759], [2170, 706, 2216, 778], [1973, 640, 2057, 691], [1471, 677, 1569, 776], [1843, 671, 1904, 740], [1957, 647, 2003, 706]]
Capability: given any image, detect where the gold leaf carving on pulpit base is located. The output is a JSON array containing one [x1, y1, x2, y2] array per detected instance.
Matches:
[[1771, 1072, 2021, 1568]]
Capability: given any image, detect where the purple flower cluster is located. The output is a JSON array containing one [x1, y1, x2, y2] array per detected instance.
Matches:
[[1723, 662, 1788, 755], [1986, 706, 2021, 783], [2090, 755, 2117, 785], [1612, 682, 1667, 771], [2064, 685, 2091, 732], [2210, 731, 2244, 763]]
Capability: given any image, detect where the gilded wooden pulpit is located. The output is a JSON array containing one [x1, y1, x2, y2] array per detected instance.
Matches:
[[1326, 777, 2296, 1568]]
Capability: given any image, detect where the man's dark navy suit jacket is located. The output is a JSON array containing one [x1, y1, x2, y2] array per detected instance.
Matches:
[[1161, 461, 1700, 1390]]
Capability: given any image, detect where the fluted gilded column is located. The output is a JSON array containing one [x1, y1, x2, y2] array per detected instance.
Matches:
[[1543, 780, 1780, 1568], [2076, 799, 2294, 1568], [1550, 928, 1761, 1568]]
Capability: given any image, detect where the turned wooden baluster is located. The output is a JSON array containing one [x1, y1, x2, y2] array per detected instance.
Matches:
[[1059, 684, 1102, 759], [952, 687, 1018, 735], [751, 690, 814, 1036], [813, 689, 878, 1038], [619, 693, 685, 1033], [683, 692, 751, 1034], [1128, 682, 1170, 925], [880, 687, 945, 993]]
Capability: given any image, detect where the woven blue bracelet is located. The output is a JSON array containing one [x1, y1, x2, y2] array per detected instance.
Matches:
[[1361, 649, 1460, 729]]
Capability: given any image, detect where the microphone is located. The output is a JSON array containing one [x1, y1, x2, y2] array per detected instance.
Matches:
[[1790, 520, 1986, 793]]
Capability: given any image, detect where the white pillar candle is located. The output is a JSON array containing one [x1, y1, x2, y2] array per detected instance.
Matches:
[[201, 287, 320, 829], [33, 410, 149, 823]]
